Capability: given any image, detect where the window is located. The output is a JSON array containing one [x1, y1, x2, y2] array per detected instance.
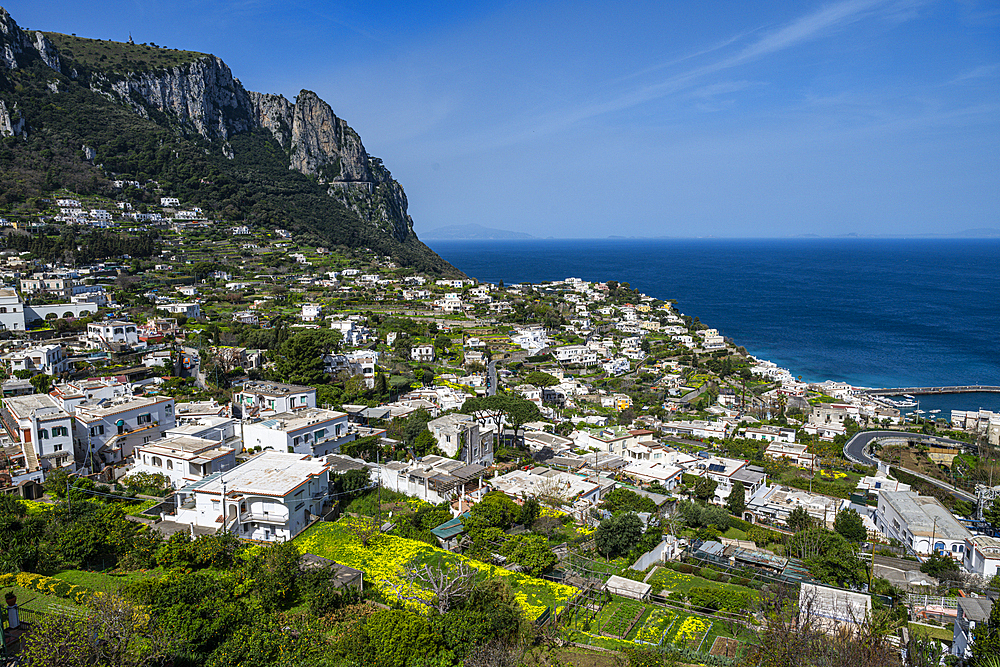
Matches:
[[315, 429, 326, 440], [152, 456, 162, 467], [54, 445, 62, 452], [137, 413, 152, 425], [39, 429, 49, 440], [167, 460, 173, 470]]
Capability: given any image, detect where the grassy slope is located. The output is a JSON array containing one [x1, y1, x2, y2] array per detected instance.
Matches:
[[42, 32, 205, 73]]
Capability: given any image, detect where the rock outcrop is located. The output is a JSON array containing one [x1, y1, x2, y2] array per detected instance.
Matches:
[[0, 8, 419, 244]]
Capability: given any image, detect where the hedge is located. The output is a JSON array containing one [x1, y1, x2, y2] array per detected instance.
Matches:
[[0, 572, 95, 606]]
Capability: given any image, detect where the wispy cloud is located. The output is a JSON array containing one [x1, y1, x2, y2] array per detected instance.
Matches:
[[952, 63, 1000, 82], [492, 0, 900, 146]]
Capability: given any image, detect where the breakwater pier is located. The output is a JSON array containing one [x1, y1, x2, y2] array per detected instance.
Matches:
[[863, 385, 1000, 396]]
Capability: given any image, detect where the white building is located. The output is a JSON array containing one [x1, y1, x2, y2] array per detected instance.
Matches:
[[875, 490, 972, 557], [49, 376, 132, 414], [743, 426, 797, 443], [963, 535, 1000, 578], [160, 197, 180, 207], [159, 302, 201, 319], [169, 451, 330, 542], [554, 345, 599, 366], [411, 344, 435, 362], [233, 381, 316, 418], [0, 287, 26, 331], [74, 396, 176, 468], [87, 320, 139, 347], [491, 466, 606, 507], [243, 408, 353, 458], [132, 434, 237, 488], [324, 350, 379, 388], [953, 597, 996, 662], [427, 413, 494, 466], [1, 394, 75, 475], [764, 442, 817, 470], [301, 303, 323, 322], [2, 344, 69, 376], [377, 455, 487, 505]]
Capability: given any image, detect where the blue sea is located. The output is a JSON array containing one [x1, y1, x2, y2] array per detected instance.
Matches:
[[428, 238, 1000, 413]]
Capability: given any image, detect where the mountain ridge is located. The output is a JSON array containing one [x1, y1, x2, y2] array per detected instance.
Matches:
[[0, 8, 462, 276]]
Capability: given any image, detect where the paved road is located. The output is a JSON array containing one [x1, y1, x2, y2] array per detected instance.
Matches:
[[842, 430, 976, 502], [487, 360, 497, 396]]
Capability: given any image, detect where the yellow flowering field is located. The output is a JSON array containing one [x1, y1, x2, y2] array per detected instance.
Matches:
[[294, 521, 577, 620], [667, 614, 710, 648]]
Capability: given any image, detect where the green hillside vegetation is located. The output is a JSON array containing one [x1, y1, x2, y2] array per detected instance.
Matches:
[[0, 55, 457, 275], [41, 32, 206, 73]]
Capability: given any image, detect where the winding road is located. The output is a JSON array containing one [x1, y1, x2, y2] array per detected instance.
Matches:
[[842, 430, 976, 502]]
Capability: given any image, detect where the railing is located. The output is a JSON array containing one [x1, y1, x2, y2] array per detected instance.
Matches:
[[239, 511, 286, 524]]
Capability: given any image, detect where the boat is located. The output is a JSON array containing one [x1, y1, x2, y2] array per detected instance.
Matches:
[[894, 399, 917, 408]]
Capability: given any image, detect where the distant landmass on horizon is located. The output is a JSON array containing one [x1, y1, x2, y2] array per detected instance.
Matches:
[[420, 224, 535, 240]]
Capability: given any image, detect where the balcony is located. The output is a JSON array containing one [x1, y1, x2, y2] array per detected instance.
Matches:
[[239, 511, 287, 524]]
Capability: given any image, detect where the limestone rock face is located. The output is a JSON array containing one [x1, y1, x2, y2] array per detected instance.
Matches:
[[0, 8, 27, 69], [0, 7, 418, 244], [32, 31, 60, 71], [0, 99, 25, 137], [247, 91, 293, 147], [95, 57, 253, 139]]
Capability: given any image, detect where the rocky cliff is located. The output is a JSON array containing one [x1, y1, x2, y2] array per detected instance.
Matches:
[[0, 6, 433, 252]]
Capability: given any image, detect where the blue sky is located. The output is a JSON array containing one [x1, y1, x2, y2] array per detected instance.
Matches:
[[9, 1, 999, 237]]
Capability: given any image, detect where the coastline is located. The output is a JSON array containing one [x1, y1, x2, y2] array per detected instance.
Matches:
[[428, 237, 1000, 412]]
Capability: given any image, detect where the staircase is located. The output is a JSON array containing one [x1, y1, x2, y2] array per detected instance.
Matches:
[[21, 441, 40, 472]]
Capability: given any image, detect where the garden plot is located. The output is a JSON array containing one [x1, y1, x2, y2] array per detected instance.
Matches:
[[599, 598, 644, 639], [665, 614, 712, 650], [630, 607, 676, 645]]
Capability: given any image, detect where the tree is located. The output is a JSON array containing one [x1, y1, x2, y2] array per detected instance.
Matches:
[[20, 592, 176, 667], [972, 595, 1000, 665], [693, 476, 718, 501], [346, 514, 383, 547], [524, 371, 558, 387], [273, 329, 341, 385], [394, 558, 479, 614], [595, 512, 643, 559], [359, 608, 444, 667], [834, 508, 867, 543], [464, 491, 520, 537], [985, 497, 1000, 533], [919, 553, 960, 580], [29, 373, 53, 394], [601, 487, 656, 514], [519, 497, 541, 526], [787, 506, 813, 532], [500, 534, 556, 576], [786, 528, 866, 587], [726, 480, 746, 517]]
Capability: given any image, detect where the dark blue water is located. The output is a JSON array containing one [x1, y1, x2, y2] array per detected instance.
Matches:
[[429, 238, 1000, 412]]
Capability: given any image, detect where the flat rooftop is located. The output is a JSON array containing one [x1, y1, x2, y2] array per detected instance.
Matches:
[[237, 381, 315, 396], [190, 450, 328, 498], [4, 393, 66, 418], [882, 490, 972, 541], [254, 408, 346, 432]]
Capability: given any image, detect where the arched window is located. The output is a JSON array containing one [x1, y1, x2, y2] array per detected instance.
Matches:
[[116, 419, 125, 435], [39, 429, 49, 439], [152, 457, 162, 467], [0, 307, 6, 313], [166, 460, 173, 470], [934, 541, 946, 553]]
